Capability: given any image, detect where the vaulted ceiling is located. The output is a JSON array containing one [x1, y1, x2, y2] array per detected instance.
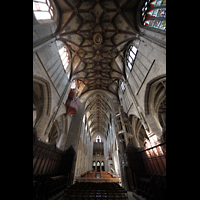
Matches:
[[85, 93, 111, 138], [54, 0, 140, 139], [56, 0, 140, 97]]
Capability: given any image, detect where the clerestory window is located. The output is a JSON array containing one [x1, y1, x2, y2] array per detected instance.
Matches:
[[126, 45, 138, 71], [33, 0, 54, 20], [59, 46, 70, 71], [141, 0, 166, 31], [96, 135, 101, 143]]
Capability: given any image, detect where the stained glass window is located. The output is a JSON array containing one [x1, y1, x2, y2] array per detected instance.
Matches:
[[96, 135, 101, 142], [147, 8, 166, 18], [144, 19, 166, 30], [126, 45, 138, 71], [59, 46, 69, 71], [33, 0, 54, 20], [141, 0, 166, 31]]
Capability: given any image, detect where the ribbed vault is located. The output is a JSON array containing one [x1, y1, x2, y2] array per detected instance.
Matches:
[[54, 0, 140, 139], [56, 0, 140, 97], [85, 93, 111, 138]]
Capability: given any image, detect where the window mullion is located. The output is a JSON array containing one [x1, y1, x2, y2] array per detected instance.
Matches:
[[33, 0, 53, 20], [146, 16, 166, 21], [148, 5, 166, 10], [34, 1, 46, 4], [60, 51, 65, 58], [33, 10, 49, 12]]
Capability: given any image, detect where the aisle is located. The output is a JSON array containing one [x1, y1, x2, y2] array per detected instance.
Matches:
[[96, 172, 101, 178]]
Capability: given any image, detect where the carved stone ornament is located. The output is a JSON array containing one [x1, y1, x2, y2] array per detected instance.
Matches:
[[93, 33, 103, 45]]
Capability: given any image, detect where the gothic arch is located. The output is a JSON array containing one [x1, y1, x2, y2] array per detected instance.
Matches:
[[33, 83, 43, 127], [124, 39, 140, 75], [82, 90, 116, 139], [33, 0, 60, 26], [92, 133, 106, 143], [144, 75, 165, 113], [144, 75, 166, 137], [130, 115, 148, 147], [55, 40, 72, 77], [33, 76, 52, 117], [136, 0, 166, 34], [33, 76, 52, 138]]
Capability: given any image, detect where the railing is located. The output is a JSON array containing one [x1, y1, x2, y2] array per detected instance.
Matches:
[[139, 142, 166, 176], [126, 141, 166, 199]]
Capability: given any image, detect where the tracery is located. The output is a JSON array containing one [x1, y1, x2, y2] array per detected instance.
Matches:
[[126, 45, 138, 71], [141, 0, 166, 31], [58, 46, 70, 71], [33, 0, 54, 20]]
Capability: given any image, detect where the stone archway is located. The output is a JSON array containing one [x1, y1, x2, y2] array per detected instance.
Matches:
[[130, 115, 149, 147], [144, 75, 166, 139], [33, 76, 52, 140]]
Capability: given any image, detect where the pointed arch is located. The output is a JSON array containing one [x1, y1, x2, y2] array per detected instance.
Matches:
[[144, 75, 166, 138], [129, 114, 148, 147], [33, 76, 52, 139], [33, 0, 59, 25], [144, 74, 166, 115], [33, 75, 52, 117]]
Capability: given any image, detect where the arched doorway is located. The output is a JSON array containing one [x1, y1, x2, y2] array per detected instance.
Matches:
[[97, 161, 100, 172], [33, 76, 51, 140], [92, 161, 96, 171], [130, 115, 149, 147], [145, 76, 166, 140], [101, 161, 104, 171]]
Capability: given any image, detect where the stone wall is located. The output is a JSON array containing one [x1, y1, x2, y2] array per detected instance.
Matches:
[[119, 35, 166, 140], [33, 15, 72, 143]]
